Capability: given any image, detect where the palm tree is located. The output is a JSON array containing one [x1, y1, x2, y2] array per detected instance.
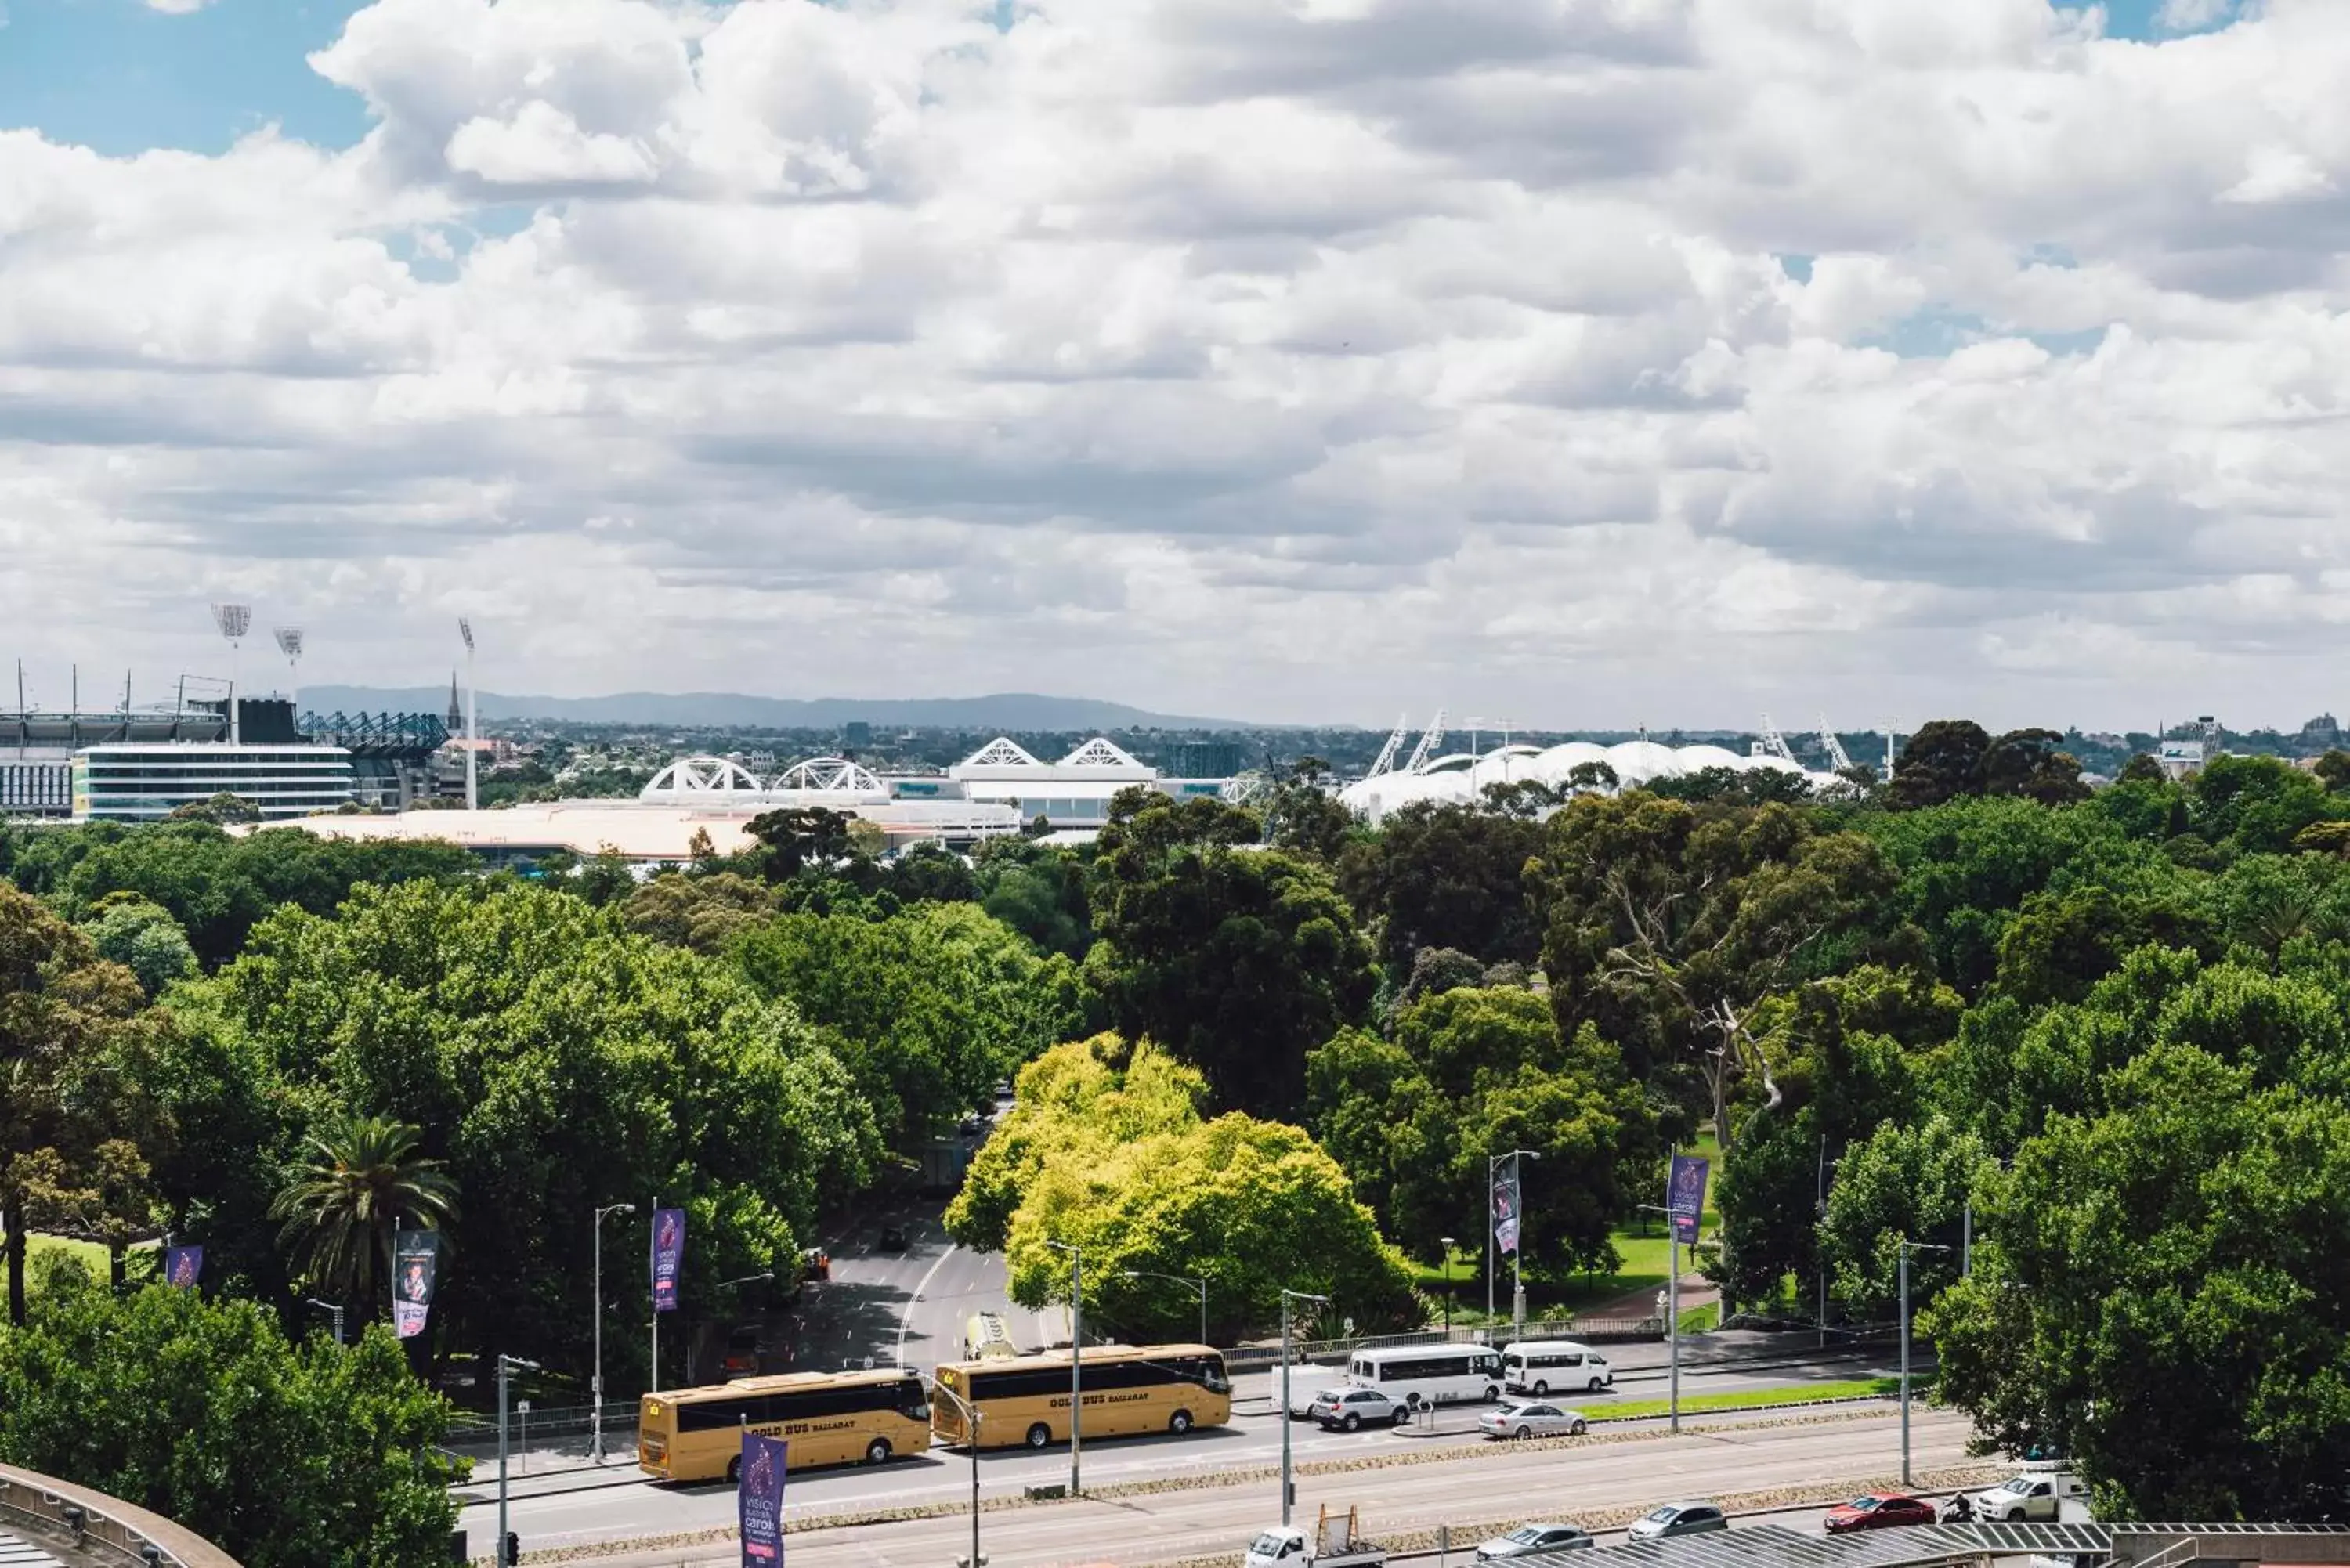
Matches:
[[270, 1111, 458, 1315]]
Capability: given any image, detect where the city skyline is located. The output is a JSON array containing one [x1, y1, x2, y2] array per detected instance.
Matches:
[[6, 0, 2348, 728]]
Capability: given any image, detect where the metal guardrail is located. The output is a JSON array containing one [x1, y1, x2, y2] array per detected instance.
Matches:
[[0, 1467, 223, 1568]]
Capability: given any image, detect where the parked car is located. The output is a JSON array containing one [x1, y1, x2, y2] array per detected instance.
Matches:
[[1311, 1387, 1408, 1431], [958, 1115, 987, 1138], [1473, 1523, 1591, 1559], [878, 1223, 909, 1251], [1824, 1494, 1936, 1534], [1474, 1403, 1589, 1441], [718, 1327, 761, 1377], [1627, 1503, 1728, 1541], [1972, 1472, 2083, 1523]]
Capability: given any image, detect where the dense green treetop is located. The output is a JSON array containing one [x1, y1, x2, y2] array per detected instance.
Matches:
[[0, 1270, 461, 1568], [161, 880, 877, 1380], [732, 900, 1090, 1147], [1930, 1045, 2350, 1519], [1089, 791, 1376, 1118], [1, 821, 476, 968], [966, 1035, 1418, 1342], [1336, 801, 1545, 978]]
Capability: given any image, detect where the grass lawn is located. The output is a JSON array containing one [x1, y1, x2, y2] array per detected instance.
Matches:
[[5, 1234, 115, 1296], [1588, 1377, 1898, 1422], [1411, 1141, 1728, 1323]]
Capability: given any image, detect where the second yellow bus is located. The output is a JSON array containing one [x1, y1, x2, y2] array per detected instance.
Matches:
[[933, 1343, 1231, 1450]]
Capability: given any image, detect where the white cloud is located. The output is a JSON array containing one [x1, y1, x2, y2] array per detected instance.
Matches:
[[9, 0, 2350, 727], [143, 0, 215, 12]]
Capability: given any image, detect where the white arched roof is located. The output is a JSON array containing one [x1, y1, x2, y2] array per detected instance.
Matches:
[[640, 757, 765, 801], [771, 757, 888, 800], [1603, 740, 1687, 785]]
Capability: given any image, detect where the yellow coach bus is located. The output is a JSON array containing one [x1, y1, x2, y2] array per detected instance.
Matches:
[[933, 1343, 1231, 1451], [638, 1367, 931, 1483]]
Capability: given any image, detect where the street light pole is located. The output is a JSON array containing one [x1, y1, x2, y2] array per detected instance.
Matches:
[[592, 1201, 635, 1464], [1636, 1204, 1683, 1431], [930, 1379, 986, 1568], [497, 1353, 541, 1567], [1279, 1289, 1329, 1527], [1894, 1237, 1950, 1486], [1120, 1270, 1209, 1347], [1440, 1237, 1456, 1335], [1488, 1149, 1538, 1343], [305, 1298, 344, 1346], [1047, 1241, 1083, 1495]]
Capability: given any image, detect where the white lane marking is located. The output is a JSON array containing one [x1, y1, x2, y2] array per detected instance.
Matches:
[[896, 1235, 958, 1367]]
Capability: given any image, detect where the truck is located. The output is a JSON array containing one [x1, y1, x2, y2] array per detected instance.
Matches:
[[1245, 1508, 1389, 1568], [1971, 1470, 2085, 1522]]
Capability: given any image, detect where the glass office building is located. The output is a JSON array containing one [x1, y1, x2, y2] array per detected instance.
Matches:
[[72, 743, 355, 822]]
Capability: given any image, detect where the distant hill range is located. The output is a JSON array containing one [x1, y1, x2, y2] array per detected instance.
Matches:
[[297, 686, 1249, 731]]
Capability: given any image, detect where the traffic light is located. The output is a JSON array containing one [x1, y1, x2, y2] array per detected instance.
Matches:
[[503, 1531, 520, 1566]]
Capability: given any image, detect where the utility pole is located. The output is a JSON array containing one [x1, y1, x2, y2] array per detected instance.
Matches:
[[592, 1202, 635, 1462], [1047, 1241, 1083, 1494], [1896, 1237, 1950, 1486], [1441, 1237, 1455, 1335], [1279, 1289, 1329, 1526], [497, 1354, 540, 1566]]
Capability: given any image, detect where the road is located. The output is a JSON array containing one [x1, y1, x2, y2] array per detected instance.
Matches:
[[795, 1198, 1061, 1377], [465, 1340, 1922, 1554], [502, 1406, 1983, 1567]]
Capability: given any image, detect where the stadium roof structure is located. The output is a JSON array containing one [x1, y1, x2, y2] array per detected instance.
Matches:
[[949, 735, 1155, 782], [1520, 1521, 2350, 1568]]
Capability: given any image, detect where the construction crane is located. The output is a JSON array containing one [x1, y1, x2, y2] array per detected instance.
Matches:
[[1367, 714, 1408, 779], [1403, 709, 1447, 775], [1751, 714, 1799, 765], [1818, 717, 1854, 774]]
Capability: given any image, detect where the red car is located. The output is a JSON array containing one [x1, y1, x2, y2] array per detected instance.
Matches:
[[1823, 1494, 1935, 1534]]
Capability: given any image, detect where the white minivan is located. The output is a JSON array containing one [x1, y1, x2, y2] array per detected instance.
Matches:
[[1501, 1340, 1613, 1396]]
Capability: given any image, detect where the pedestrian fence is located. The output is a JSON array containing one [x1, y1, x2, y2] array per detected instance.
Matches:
[[443, 1400, 638, 1451]]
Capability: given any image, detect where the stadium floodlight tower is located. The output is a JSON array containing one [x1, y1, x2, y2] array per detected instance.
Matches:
[[457, 617, 479, 811], [274, 627, 306, 718], [211, 603, 252, 745]]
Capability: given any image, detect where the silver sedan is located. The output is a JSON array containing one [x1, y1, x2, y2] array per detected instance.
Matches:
[[1476, 1401, 1589, 1440]]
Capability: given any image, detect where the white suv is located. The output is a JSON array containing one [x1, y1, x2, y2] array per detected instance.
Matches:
[[1311, 1387, 1408, 1431]]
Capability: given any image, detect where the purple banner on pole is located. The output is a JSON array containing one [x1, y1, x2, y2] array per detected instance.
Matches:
[[1492, 1154, 1522, 1256], [393, 1230, 439, 1339], [738, 1432, 786, 1566], [653, 1207, 686, 1313], [1667, 1154, 1709, 1244], [164, 1245, 203, 1289]]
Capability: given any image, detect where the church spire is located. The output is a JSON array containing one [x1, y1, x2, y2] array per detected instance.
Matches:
[[447, 671, 462, 732]]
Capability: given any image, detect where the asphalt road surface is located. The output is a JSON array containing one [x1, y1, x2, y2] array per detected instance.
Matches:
[[795, 1198, 1061, 1377], [495, 1406, 1980, 1568], [464, 1342, 1922, 1555]]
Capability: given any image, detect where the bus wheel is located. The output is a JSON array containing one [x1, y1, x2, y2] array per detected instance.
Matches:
[[1532, 1380, 1549, 1396], [1168, 1409, 1193, 1436], [1026, 1423, 1052, 1451], [1484, 1384, 1500, 1403], [866, 1438, 893, 1465], [726, 1456, 743, 1484]]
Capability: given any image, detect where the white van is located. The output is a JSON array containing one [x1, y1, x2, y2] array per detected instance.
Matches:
[[1345, 1346, 1504, 1407], [1501, 1341, 1613, 1396]]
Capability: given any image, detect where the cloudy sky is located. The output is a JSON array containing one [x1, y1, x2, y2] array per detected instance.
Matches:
[[3, 0, 2345, 728]]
